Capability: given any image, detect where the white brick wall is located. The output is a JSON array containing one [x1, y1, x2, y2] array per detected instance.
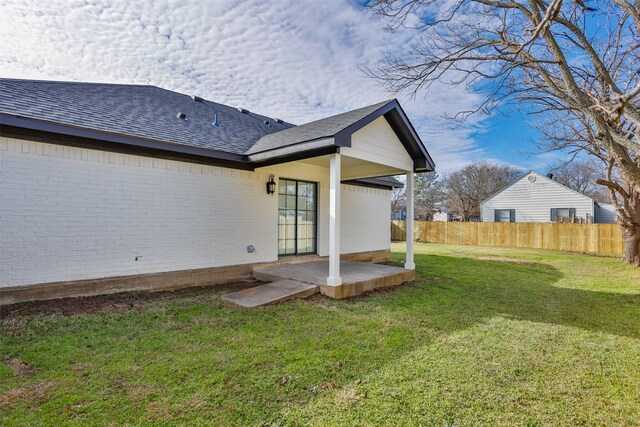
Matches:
[[0, 137, 392, 287], [341, 184, 391, 254]]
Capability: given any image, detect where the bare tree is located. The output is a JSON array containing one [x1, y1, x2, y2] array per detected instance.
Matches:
[[445, 162, 521, 220], [415, 171, 446, 219], [549, 157, 610, 203], [391, 172, 445, 219], [367, 0, 640, 265], [391, 183, 406, 219]]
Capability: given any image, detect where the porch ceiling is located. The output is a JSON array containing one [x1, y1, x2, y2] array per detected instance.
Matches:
[[295, 154, 408, 181]]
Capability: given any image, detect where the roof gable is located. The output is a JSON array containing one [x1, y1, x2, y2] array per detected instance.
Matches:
[[245, 100, 390, 155], [345, 116, 414, 172], [246, 99, 434, 171]]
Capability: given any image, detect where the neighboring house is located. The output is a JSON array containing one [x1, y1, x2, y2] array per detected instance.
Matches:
[[391, 211, 407, 220], [594, 203, 618, 223], [0, 79, 434, 302], [432, 209, 454, 222], [480, 170, 617, 223]]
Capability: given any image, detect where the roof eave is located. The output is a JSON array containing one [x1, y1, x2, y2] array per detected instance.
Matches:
[[247, 137, 336, 163], [382, 101, 435, 172], [343, 176, 404, 189], [250, 145, 340, 168], [1, 113, 251, 168]]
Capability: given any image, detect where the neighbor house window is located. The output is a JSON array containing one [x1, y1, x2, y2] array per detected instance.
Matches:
[[550, 208, 576, 221], [494, 209, 515, 222]]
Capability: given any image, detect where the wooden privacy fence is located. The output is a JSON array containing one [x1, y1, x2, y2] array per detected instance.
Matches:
[[391, 220, 625, 256]]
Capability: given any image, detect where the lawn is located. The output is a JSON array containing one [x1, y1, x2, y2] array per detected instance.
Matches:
[[1, 243, 639, 426]]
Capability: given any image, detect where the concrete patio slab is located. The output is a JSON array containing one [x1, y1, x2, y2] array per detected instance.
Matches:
[[221, 279, 318, 308], [253, 261, 415, 299]]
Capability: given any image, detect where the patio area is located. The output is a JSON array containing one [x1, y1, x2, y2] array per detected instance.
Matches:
[[222, 261, 415, 307], [256, 260, 415, 299]]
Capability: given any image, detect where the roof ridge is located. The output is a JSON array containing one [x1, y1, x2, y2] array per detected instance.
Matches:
[[290, 99, 392, 127], [0, 77, 155, 88]]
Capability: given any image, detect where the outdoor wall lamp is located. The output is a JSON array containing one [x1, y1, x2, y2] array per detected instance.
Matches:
[[266, 174, 276, 195]]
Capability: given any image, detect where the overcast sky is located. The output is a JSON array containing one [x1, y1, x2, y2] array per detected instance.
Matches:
[[0, 0, 560, 172]]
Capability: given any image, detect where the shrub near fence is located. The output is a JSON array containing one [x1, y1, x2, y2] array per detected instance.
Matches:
[[391, 220, 624, 256]]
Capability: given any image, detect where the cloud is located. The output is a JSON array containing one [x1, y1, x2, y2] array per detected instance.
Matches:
[[0, 0, 491, 171]]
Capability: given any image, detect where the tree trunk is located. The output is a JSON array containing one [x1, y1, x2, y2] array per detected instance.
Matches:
[[622, 225, 640, 266], [610, 176, 640, 267]]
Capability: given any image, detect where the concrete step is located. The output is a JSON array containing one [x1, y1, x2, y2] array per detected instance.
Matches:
[[221, 279, 318, 308], [252, 269, 289, 283]]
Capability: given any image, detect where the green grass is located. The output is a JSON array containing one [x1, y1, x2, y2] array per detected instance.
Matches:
[[1, 243, 639, 426]]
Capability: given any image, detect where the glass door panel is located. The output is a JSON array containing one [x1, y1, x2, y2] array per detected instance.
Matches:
[[278, 179, 317, 255]]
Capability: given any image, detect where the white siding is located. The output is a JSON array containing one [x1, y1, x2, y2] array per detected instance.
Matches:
[[0, 136, 391, 287], [433, 212, 451, 222], [342, 116, 414, 172], [480, 172, 594, 223], [595, 203, 617, 224]]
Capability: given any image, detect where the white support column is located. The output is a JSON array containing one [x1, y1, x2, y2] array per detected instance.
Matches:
[[405, 172, 415, 270], [327, 152, 342, 286]]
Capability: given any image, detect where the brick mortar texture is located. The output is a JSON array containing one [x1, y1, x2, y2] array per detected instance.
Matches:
[[0, 136, 391, 287]]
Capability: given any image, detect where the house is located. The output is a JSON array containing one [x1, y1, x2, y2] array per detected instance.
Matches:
[[432, 209, 454, 222], [480, 170, 617, 223], [0, 79, 434, 304], [391, 210, 407, 220]]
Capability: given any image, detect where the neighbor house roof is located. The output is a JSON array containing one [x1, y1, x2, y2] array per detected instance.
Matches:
[[0, 78, 434, 176]]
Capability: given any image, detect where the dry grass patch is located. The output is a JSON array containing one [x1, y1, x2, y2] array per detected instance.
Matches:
[[0, 380, 55, 409], [3, 357, 37, 377]]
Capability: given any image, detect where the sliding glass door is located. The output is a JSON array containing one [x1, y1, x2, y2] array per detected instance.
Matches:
[[278, 179, 317, 256]]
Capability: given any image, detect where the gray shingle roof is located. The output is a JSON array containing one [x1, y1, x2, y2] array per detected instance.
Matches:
[[1, 79, 433, 173], [0, 78, 294, 155], [245, 100, 392, 155]]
